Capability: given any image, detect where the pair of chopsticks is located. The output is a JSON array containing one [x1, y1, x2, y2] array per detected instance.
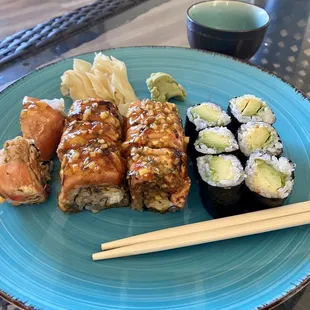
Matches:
[[92, 201, 310, 261]]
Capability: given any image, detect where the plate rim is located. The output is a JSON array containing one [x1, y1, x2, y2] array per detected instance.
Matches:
[[0, 45, 309, 310]]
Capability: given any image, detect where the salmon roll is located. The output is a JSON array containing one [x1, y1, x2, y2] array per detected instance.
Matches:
[[57, 120, 121, 161], [58, 147, 128, 213], [125, 99, 182, 129], [124, 100, 191, 212], [127, 147, 191, 213], [122, 120, 186, 154], [67, 98, 122, 131], [57, 99, 128, 213], [20, 96, 65, 161], [0, 137, 50, 205]]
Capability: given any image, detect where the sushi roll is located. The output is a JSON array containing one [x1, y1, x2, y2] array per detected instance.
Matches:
[[20, 96, 66, 161], [228, 95, 275, 130], [124, 100, 191, 213], [194, 127, 239, 157], [185, 102, 231, 152], [238, 122, 283, 159], [0, 137, 50, 205], [57, 121, 121, 161], [245, 152, 295, 209], [57, 99, 129, 213], [122, 118, 186, 155], [127, 147, 191, 213], [197, 154, 246, 217]]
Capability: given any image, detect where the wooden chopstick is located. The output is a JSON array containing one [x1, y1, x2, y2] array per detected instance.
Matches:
[[100, 201, 310, 251], [93, 210, 310, 262], [93, 211, 310, 261]]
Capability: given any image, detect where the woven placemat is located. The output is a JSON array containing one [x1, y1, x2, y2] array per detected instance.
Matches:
[[0, 0, 148, 66]]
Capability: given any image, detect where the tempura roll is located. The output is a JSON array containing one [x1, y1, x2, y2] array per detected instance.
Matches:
[[58, 147, 128, 213], [127, 147, 191, 213], [20, 96, 65, 161], [245, 152, 295, 209], [0, 137, 50, 205]]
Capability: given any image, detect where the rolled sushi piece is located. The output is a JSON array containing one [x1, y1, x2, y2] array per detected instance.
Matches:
[[197, 154, 246, 217], [228, 95, 275, 130], [0, 137, 50, 206], [185, 102, 231, 153], [238, 122, 283, 159], [20, 96, 66, 161], [245, 152, 295, 209], [194, 127, 239, 158]]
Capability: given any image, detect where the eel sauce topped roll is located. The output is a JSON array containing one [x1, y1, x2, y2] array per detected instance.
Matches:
[[127, 147, 191, 213], [238, 122, 283, 160], [197, 154, 245, 217], [194, 127, 238, 158], [245, 152, 295, 209], [57, 99, 129, 213], [228, 95, 275, 131], [20, 96, 66, 161], [124, 100, 191, 213], [122, 100, 186, 155], [185, 102, 231, 153], [0, 137, 50, 206]]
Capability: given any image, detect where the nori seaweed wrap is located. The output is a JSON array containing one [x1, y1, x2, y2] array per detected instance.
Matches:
[[197, 154, 246, 218], [228, 94, 276, 132], [245, 152, 295, 210], [237, 122, 283, 164], [194, 126, 239, 159], [185, 102, 231, 155]]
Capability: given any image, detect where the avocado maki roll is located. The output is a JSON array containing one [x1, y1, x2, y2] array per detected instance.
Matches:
[[185, 102, 231, 153], [197, 154, 246, 217], [245, 152, 295, 210], [228, 95, 275, 130], [238, 122, 283, 158], [194, 127, 239, 157]]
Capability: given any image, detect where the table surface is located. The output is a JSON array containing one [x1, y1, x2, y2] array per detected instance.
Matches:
[[0, 0, 309, 309]]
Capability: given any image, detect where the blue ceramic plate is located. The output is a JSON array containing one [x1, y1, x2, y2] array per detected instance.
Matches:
[[0, 47, 309, 310]]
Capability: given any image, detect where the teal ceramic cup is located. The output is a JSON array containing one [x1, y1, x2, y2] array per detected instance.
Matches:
[[187, 0, 270, 60]]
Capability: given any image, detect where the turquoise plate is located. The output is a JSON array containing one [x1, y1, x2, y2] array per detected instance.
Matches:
[[0, 47, 309, 310]]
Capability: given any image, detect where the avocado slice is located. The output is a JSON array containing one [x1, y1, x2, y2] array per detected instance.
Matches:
[[253, 159, 286, 194], [208, 156, 234, 182], [201, 131, 230, 150], [191, 105, 221, 122], [146, 72, 186, 103], [245, 127, 272, 150], [237, 98, 263, 116]]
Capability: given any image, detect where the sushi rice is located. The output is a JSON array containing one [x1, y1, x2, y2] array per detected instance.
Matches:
[[195, 126, 239, 155], [43, 98, 65, 114], [187, 102, 231, 131], [197, 154, 245, 188], [229, 94, 275, 124], [238, 122, 283, 156], [245, 152, 295, 199]]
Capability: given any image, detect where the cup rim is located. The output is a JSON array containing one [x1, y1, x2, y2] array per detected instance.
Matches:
[[187, 0, 271, 34]]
